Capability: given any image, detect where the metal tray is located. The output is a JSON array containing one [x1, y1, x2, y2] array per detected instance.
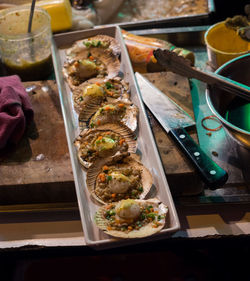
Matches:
[[51, 26, 180, 249], [102, 0, 215, 30]]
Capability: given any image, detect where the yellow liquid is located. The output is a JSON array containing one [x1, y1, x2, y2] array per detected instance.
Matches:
[[3, 55, 53, 81]]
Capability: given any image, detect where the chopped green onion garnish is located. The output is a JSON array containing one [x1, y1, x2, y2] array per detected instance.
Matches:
[[105, 82, 114, 89], [147, 213, 156, 219], [107, 175, 112, 181]]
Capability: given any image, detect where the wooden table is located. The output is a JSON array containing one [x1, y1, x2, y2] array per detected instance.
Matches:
[[0, 72, 202, 209], [0, 74, 250, 250]]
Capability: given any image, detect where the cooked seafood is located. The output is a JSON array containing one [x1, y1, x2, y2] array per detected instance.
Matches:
[[94, 198, 168, 238], [74, 123, 137, 168], [63, 46, 121, 88], [65, 35, 121, 61], [87, 155, 152, 204], [73, 77, 130, 120], [87, 101, 138, 132]]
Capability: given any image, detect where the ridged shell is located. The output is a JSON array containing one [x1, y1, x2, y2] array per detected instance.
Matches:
[[72, 77, 130, 120], [94, 198, 168, 239], [82, 100, 138, 132], [74, 123, 137, 169], [63, 47, 121, 89], [86, 154, 153, 204], [65, 35, 121, 63]]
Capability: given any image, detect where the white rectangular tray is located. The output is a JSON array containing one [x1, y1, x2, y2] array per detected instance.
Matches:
[[52, 26, 180, 249]]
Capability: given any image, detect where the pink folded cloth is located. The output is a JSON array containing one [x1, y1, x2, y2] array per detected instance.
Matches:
[[0, 75, 34, 149]]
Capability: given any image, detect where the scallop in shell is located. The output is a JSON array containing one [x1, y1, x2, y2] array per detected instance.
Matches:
[[63, 42, 121, 89], [65, 35, 121, 63], [86, 100, 138, 132], [73, 77, 130, 121], [94, 198, 168, 239], [86, 154, 152, 204], [74, 123, 137, 169]]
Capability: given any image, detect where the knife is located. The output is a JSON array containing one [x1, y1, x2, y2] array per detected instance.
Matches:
[[135, 72, 228, 189]]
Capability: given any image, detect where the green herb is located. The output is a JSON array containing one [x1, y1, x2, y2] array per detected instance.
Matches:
[[91, 40, 100, 47], [138, 186, 143, 192], [107, 175, 112, 181], [105, 82, 114, 89], [83, 41, 91, 48], [107, 210, 116, 216], [131, 190, 137, 196], [140, 213, 146, 220], [146, 205, 153, 212], [106, 214, 111, 220], [147, 213, 156, 220], [79, 96, 83, 101], [87, 150, 93, 156], [158, 215, 163, 221], [90, 122, 94, 128]]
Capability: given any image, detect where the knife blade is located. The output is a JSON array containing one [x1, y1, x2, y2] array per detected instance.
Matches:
[[135, 72, 228, 188]]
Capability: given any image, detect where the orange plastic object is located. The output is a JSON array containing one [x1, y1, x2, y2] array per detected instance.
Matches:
[[121, 29, 195, 73]]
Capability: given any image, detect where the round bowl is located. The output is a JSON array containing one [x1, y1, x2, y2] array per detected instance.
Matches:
[[206, 53, 250, 148], [204, 21, 250, 70]]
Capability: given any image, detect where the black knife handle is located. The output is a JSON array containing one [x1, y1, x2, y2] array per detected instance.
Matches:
[[169, 127, 228, 189]]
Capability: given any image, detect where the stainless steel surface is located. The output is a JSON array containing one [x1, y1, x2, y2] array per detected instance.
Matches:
[[135, 72, 195, 132], [206, 54, 250, 148], [52, 26, 180, 249], [100, 0, 215, 30]]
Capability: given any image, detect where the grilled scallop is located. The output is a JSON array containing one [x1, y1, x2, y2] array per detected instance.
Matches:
[[74, 123, 137, 169], [94, 198, 168, 239], [65, 35, 121, 63], [86, 154, 152, 204], [73, 77, 130, 121], [63, 36, 121, 88], [86, 100, 138, 132]]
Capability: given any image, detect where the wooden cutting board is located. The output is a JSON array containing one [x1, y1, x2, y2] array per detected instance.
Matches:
[[143, 72, 203, 195], [0, 73, 202, 205], [0, 80, 76, 205]]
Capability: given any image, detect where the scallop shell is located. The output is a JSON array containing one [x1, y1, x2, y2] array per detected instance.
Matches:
[[63, 46, 121, 89], [94, 198, 168, 239], [65, 35, 121, 63], [74, 123, 137, 169], [86, 154, 153, 204], [72, 77, 130, 121], [83, 100, 138, 132]]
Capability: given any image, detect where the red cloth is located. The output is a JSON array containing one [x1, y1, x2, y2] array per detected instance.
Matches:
[[0, 75, 34, 149]]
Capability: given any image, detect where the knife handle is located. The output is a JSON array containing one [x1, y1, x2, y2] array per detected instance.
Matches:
[[170, 127, 228, 189]]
